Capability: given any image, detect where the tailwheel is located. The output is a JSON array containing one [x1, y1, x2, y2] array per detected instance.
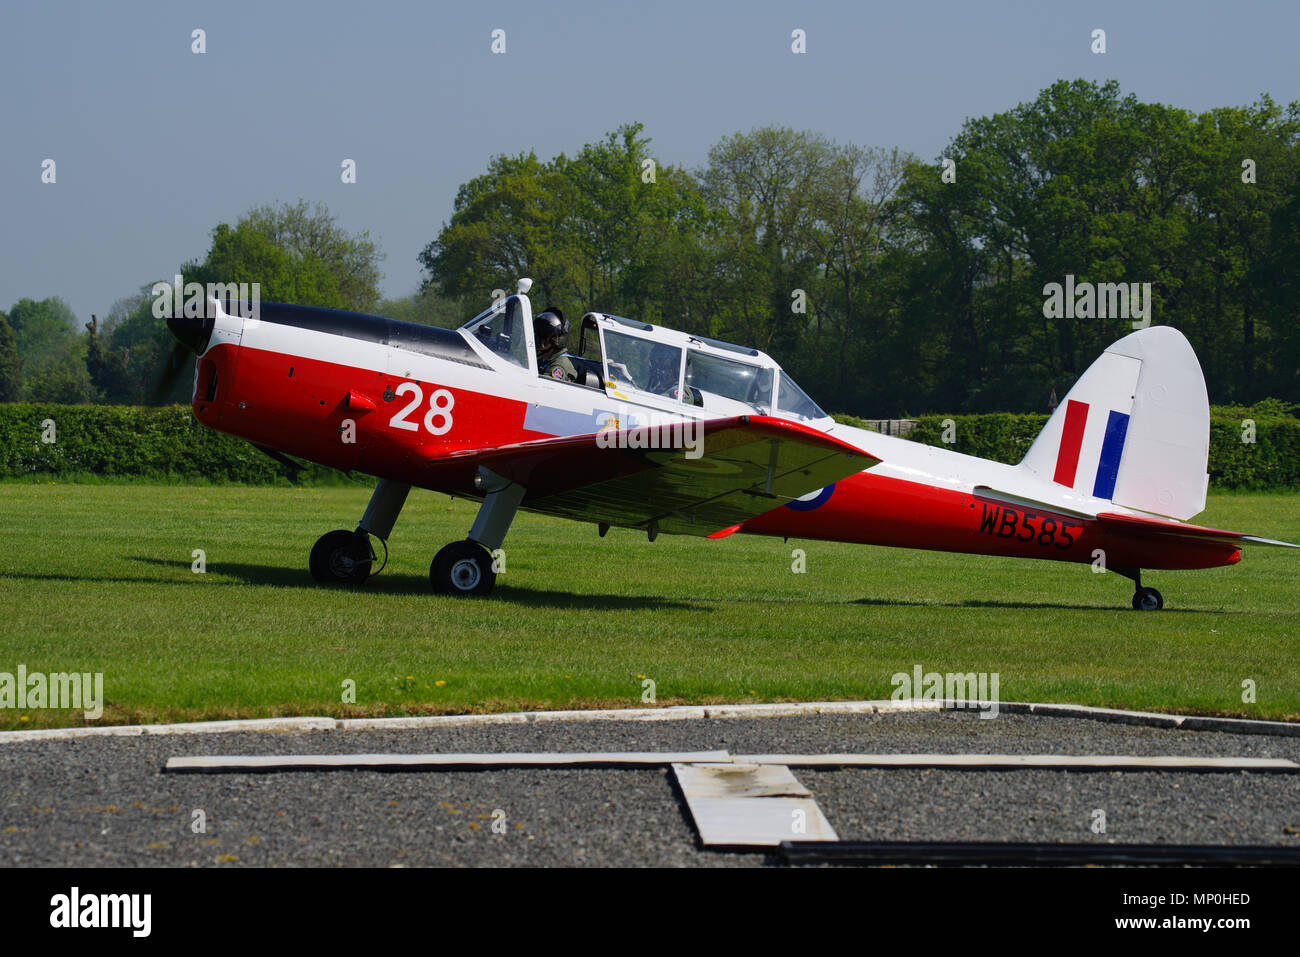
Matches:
[[431, 539, 496, 597], [309, 529, 374, 585], [1132, 586, 1164, 612]]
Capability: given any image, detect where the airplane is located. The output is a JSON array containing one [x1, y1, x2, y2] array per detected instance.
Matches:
[[162, 278, 1296, 608]]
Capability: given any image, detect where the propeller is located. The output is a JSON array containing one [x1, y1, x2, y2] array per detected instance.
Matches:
[[149, 340, 193, 404], [152, 309, 215, 404]]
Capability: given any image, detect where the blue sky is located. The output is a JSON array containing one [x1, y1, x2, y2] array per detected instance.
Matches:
[[2, 0, 1297, 322]]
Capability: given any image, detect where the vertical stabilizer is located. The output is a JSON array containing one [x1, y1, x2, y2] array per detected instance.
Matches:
[[1020, 326, 1209, 520]]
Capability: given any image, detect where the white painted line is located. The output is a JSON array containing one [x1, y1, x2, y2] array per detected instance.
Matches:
[[0, 717, 336, 744], [333, 706, 709, 731], [736, 753, 1300, 772], [672, 763, 836, 846], [165, 750, 732, 772], [1022, 703, 1300, 737], [2, 699, 1296, 744], [1025, 703, 1183, 728]]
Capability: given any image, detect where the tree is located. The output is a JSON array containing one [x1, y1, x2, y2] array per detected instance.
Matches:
[[702, 127, 833, 354], [5, 297, 92, 402], [95, 285, 175, 404], [375, 283, 476, 329], [891, 79, 1300, 411], [805, 143, 911, 401], [420, 123, 713, 347], [419, 150, 583, 311], [0, 313, 21, 401], [186, 200, 384, 311], [85, 314, 133, 403]]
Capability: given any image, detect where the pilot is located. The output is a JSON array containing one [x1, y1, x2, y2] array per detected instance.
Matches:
[[535, 308, 579, 382], [647, 343, 700, 404]]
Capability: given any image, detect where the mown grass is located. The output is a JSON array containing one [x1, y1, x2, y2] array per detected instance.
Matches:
[[1, 483, 1297, 728]]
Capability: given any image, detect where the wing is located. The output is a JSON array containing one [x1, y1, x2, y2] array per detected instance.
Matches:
[[1096, 511, 1300, 548], [421, 415, 878, 536]]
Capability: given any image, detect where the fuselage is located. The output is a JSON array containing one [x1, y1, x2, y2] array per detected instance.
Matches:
[[190, 302, 1240, 573]]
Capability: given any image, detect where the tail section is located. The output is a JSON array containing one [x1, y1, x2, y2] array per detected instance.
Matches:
[[1020, 326, 1209, 520]]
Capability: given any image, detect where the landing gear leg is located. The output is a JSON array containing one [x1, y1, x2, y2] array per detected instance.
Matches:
[[309, 479, 410, 585], [430, 468, 524, 597], [1116, 566, 1164, 611]]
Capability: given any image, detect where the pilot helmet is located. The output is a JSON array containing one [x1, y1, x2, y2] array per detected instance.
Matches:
[[534, 308, 568, 354]]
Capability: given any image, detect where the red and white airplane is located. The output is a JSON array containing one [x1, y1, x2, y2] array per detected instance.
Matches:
[[165, 279, 1295, 607]]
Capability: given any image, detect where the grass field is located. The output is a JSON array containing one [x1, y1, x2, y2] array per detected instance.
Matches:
[[1, 483, 1297, 728]]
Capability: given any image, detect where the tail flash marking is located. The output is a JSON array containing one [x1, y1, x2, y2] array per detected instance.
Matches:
[[1053, 400, 1089, 487], [1092, 410, 1131, 500]]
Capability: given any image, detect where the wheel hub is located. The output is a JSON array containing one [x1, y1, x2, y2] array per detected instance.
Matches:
[[329, 549, 356, 577], [449, 557, 482, 590]]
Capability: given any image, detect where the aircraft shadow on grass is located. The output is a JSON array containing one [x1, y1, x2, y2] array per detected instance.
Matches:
[[8, 559, 1229, 615], [123, 556, 698, 611], [850, 595, 1225, 614]]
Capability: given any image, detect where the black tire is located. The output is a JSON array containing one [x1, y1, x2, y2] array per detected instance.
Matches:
[[430, 540, 496, 597], [1131, 587, 1164, 611], [309, 529, 372, 585]]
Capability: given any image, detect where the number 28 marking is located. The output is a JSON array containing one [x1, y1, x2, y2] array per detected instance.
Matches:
[[388, 382, 455, 436]]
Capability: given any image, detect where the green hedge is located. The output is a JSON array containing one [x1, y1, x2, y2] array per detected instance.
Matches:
[[0, 404, 354, 484], [1, 403, 1295, 489], [836, 408, 1300, 490]]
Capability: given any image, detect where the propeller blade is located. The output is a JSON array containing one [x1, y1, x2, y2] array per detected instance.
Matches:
[[150, 342, 192, 404]]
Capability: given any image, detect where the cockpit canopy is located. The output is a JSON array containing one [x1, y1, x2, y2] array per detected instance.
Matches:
[[457, 283, 828, 423], [588, 315, 827, 422]]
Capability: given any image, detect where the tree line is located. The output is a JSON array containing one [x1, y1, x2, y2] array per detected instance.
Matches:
[[3, 79, 1296, 415]]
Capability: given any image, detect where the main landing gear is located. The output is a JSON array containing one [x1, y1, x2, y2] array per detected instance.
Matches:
[[309, 528, 376, 584], [309, 470, 523, 598], [429, 468, 524, 597], [1115, 566, 1164, 611], [429, 540, 495, 597], [309, 478, 409, 586]]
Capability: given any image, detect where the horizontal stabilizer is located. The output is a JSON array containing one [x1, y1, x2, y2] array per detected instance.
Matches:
[[1096, 511, 1299, 548], [971, 485, 1094, 521]]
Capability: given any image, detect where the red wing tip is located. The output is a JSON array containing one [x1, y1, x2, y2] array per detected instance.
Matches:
[[707, 524, 743, 539]]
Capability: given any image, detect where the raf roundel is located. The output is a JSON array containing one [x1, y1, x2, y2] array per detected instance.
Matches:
[[785, 484, 836, 511]]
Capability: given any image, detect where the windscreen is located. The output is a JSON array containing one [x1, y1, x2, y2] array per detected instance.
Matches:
[[461, 296, 529, 369], [776, 370, 826, 420]]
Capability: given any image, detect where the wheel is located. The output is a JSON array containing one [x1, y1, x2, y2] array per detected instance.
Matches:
[[430, 539, 496, 597], [1131, 587, 1164, 611], [309, 529, 372, 585]]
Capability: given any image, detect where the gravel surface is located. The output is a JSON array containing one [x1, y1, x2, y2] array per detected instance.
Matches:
[[2, 711, 1298, 866]]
